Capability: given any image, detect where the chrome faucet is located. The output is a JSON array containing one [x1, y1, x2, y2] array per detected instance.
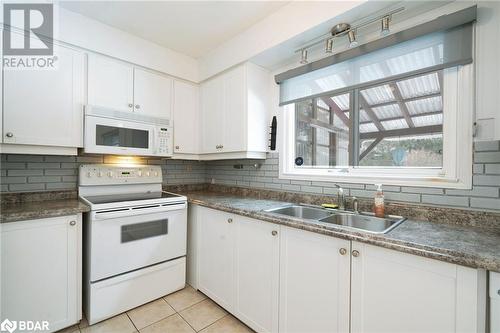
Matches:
[[334, 184, 345, 210]]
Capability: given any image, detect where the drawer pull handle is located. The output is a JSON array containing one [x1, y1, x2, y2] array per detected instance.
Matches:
[[69, 221, 76, 226], [227, 218, 233, 223]]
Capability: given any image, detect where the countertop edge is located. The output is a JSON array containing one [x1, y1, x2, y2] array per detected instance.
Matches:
[[188, 197, 500, 273], [0, 201, 90, 224]]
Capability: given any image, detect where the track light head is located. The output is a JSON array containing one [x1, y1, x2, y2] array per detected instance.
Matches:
[[300, 49, 308, 64], [325, 38, 334, 53], [348, 30, 358, 48], [381, 15, 391, 36]]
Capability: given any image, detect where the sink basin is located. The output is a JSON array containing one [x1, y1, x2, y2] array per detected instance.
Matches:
[[265, 205, 332, 220], [265, 204, 405, 234], [318, 213, 405, 234]]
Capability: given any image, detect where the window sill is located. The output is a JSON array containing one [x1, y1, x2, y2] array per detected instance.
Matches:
[[279, 169, 472, 189]]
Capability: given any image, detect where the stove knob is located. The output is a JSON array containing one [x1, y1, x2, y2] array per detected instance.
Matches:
[[108, 171, 113, 177], [86, 171, 92, 178], [154, 171, 159, 177], [98, 172, 103, 177], [146, 171, 150, 177]]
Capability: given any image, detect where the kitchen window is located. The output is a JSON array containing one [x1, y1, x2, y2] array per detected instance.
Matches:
[[276, 9, 475, 188]]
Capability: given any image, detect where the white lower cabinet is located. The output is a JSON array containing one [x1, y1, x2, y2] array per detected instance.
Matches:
[[196, 206, 279, 332], [235, 216, 279, 333], [279, 226, 351, 333], [0, 215, 82, 333], [350, 241, 486, 333], [198, 207, 236, 312], [191, 205, 486, 333]]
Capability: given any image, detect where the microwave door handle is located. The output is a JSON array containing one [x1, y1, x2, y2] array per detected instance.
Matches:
[[152, 127, 157, 154]]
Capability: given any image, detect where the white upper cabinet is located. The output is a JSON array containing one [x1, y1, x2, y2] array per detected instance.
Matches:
[[88, 54, 173, 120], [3, 41, 85, 148], [88, 54, 134, 113], [134, 68, 173, 119], [279, 226, 350, 333], [173, 80, 200, 156], [200, 62, 269, 159], [1, 215, 82, 333], [350, 241, 486, 333]]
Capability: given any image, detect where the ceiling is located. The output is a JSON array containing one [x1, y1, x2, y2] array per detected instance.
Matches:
[[58, 1, 289, 59]]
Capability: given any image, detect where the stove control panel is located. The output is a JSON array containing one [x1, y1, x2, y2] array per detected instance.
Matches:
[[79, 164, 162, 186]]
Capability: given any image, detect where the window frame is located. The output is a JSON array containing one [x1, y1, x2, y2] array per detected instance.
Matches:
[[279, 64, 473, 189]]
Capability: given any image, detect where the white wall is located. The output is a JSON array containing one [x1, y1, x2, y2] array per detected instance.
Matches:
[[53, 6, 199, 82], [198, 1, 366, 81]]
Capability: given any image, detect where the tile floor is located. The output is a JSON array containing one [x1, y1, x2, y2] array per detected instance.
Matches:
[[57, 286, 254, 333]]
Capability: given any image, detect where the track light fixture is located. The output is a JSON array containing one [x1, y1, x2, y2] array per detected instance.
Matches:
[[325, 38, 334, 53], [348, 30, 358, 48], [381, 15, 391, 36], [300, 49, 308, 64], [294, 7, 403, 64]]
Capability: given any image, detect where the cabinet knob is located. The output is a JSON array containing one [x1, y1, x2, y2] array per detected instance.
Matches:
[[69, 220, 76, 226], [227, 218, 233, 223], [5, 132, 13, 138], [175, 146, 180, 150], [339, 248, 347, 255], [271, 230, 278, 236], [135, 104, 141, 109], [128, 103, 133, 108], [352, 250, 360, 257]]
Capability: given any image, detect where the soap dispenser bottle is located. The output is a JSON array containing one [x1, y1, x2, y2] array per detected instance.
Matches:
[[374, 184, 385, 218]]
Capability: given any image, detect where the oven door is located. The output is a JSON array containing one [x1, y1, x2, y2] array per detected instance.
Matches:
[[89, 202, 187, 282], [84, 115, 156, 156]]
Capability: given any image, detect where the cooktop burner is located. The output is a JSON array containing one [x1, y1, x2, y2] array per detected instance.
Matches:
[[83, 191, 182, 205]]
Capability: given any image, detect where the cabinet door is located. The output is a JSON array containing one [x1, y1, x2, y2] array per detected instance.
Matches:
[[201, 78, 224, 153], [351, 241, 485, 333], [88, 54, 134, 112], [173, 80, 199, 154], [279, 226, 351, 333], [198, 207, 235, 311], [3, 44, 85, 147], [1, 215, 82, 333], [134, 68, 173, 119], [235, 216, 279, 333], [222, 65, 247, 152]]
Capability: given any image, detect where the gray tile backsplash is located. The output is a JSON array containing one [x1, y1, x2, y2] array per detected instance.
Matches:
[[1, 140, 499, 212], [0, 154, 206, 192]]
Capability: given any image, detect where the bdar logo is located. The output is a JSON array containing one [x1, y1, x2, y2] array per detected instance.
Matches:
[[0, 319, 17, 333]]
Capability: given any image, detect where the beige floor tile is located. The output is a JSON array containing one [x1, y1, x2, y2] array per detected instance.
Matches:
[[179, 299, 227, 331], [55, 324, 80, 333], [139, 314, 195, 333], [127, 299, 176, 330], [81, 314, 136, 333], [164, 286, 207, 312], [200, 315, 254, 333]]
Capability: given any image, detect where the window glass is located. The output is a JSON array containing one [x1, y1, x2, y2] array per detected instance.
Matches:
[[295, 93, 351, 168], [293, 70, 444, 169], [96, 125, 149, 149]]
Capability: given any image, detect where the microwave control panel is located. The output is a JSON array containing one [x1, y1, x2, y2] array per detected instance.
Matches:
[[157, 127, 172, 156]]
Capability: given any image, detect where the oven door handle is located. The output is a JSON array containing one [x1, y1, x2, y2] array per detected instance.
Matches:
[[93, 202, 187, 220]]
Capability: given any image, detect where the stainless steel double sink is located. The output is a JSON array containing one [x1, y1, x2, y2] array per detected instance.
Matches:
[[264, 205, 405, 234]]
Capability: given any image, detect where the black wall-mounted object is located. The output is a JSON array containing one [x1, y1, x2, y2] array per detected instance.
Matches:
[[269, 116, 277, 151]]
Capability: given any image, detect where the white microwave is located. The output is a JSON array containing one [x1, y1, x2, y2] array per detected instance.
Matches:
[[84, 106, 173, 157]]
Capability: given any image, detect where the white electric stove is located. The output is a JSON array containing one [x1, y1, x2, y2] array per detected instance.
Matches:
[[79, 164, 187, 325]]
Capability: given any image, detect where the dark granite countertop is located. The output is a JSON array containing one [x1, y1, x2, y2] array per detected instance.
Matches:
[[0, 199, 90, 223], [185, 191, 500, 272]]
